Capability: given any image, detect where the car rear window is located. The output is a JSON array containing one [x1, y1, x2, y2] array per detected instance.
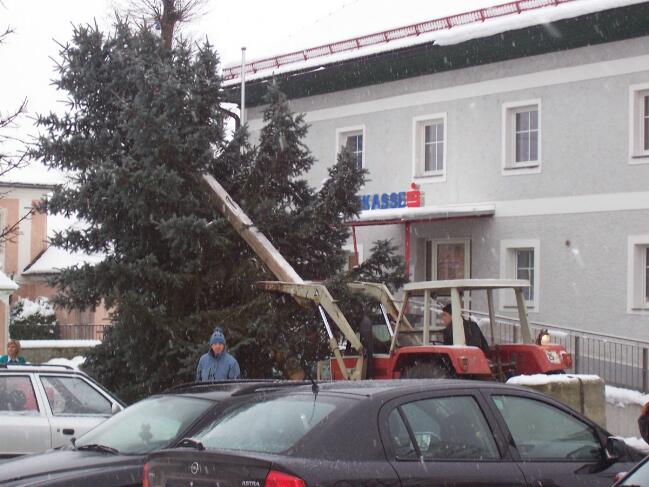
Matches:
[[75, 395, 213, 454], [193, 394, 339, 454]]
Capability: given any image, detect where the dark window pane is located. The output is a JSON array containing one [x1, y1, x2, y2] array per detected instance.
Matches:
[[425, 125, 433, 143], [530, 131, 538, 161], [436, 144, 444, 171], [437, 122, 444, 141], [530, 110, 538, 130], [425, 144, 435, 172], [399, 396, 499, 460], [388, 409, 416, 459], [357, 134, 363, 150], [516, 133, 529, 162], [492, 396, 602, 461], [516, 111, 529, 131]]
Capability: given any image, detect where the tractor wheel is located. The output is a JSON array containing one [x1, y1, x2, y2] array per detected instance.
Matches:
[[402, 362, 451, 379]]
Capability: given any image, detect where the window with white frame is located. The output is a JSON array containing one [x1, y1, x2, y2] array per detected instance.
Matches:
[[629, 85, 649, 161], [413, 114, 446, 180], [502, 100, 541, 173], [500, 239, 540, 311], [627, 236, 649, 312], [425, 239, 470, 281], [515, 249, 535, 301], [336, 127, 364, 170]]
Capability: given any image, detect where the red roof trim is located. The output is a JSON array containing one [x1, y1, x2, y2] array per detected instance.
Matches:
[[223, 0, 577, 81]]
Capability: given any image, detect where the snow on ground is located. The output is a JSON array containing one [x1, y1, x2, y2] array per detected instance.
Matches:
[[606, 385, 649, 408], [223, 0, 648, 84], [20, 339, 100, 348], [45, 356, 86, 370], [507, 374, 601, 385]]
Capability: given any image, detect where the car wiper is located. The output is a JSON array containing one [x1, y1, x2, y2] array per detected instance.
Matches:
[[177, 437, 205, 450], [76, 443, 120, 454]]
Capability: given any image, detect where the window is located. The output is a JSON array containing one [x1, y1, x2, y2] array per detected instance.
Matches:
[[629, 84, 649, 162], [426, 239, 470, 281], [194, 396, 341, 454], [413, 113, 447, 180], [516, 249, 535, 301], [500, 239, 540, 311], [502, 100, 541, 174], [76, 395, 213, 454], [41, 376, 112, 415], [0, 376, 39, 414], [492, 395, 602, 461], [388, 396, 499, 461], [336, 126, 365, 170], [627, 235, 649, 312]]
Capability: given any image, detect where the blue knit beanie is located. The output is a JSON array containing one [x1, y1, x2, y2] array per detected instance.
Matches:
[[209, 327, 226, 346]]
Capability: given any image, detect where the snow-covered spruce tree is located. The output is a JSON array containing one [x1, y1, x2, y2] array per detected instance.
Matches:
[[211, 86, 407, 379], [35, 19, 405, 400], [33, 20, 227, 401]]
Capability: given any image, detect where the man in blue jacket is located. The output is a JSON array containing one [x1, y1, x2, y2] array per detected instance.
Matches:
[[195, 327, 241, 382]]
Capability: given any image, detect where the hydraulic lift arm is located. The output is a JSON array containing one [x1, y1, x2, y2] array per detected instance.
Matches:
[[201, 174, 365, 380]]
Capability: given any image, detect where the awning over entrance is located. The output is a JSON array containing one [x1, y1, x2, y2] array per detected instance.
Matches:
[[346, 203, 495, 277], [350, 203, 495, 226]]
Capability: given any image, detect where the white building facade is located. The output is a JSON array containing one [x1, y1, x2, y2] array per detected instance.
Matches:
[[230, 1, 649, 340]]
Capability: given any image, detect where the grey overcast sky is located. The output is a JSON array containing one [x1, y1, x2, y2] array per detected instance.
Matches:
[[0, 0, 498, 183]]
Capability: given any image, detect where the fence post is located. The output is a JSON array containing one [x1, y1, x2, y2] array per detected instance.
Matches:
[[574, 336, 581, 374], [643, 348, 648, 394]]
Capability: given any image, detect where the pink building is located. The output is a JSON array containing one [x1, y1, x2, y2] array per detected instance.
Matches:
[[0, 182, 109, 353]]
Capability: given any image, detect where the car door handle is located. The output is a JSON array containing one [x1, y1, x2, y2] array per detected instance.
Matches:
[[62, 428, 75, 435]]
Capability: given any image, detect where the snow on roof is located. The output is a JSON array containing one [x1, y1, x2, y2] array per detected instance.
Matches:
[[352, 203, 495, 224], [0, 271, 19, 291], [223, 0, 648, 85], [22, 246, 105, 275]]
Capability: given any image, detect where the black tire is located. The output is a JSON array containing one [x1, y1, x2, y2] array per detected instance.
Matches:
[[402, 362, 451, 379]]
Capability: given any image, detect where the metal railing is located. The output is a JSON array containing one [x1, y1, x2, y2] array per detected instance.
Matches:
[[54, 324, 108, 341], [470, 310, 649, 393], [222, 0, 577, 81]]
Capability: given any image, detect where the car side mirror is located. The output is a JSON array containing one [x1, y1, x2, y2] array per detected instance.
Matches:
[[606, 436, 627, 461], [111, 402, 122, 415]]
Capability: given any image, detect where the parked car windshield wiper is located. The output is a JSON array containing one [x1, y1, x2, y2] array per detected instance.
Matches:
[[177, 437, 205, 450], [75, 443, 120, 455]]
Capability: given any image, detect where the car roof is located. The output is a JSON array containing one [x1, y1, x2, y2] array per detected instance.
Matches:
[[164, 379, 536, 401], [0, 363, 85, 374]]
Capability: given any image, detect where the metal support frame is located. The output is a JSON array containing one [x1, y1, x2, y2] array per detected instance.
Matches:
[[514, 288, 533, 344], [423, 290, 431, 346], [486, 289, 496, 345], [451, 288, 466, 346]]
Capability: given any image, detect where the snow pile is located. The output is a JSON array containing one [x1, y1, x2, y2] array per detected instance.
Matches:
[[20, 339, 100, 349], [606, 385, 649, 408], [622, 436, 649, 452], [507, 374, 601, 386], [12, 297, 55, 321], [0, 271, 18, 291], [45, 356, 86, 370]]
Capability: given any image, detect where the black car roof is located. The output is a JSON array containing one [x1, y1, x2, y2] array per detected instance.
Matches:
[[165, 379, 534, 401]]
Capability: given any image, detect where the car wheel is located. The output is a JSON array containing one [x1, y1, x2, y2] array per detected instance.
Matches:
[[402, 362, 450, 379]]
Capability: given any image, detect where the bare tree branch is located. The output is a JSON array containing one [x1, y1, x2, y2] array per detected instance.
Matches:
[[121, 0, 208, 48]]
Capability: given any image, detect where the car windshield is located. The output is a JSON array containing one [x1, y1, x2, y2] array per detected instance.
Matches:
[[192, 394, 339, 454], [620, 457, 649, 486], [75, 395, 213, 454]]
